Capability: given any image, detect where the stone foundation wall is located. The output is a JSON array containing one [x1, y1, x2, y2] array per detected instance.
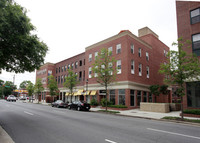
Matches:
[[140, 102, 170, 113]]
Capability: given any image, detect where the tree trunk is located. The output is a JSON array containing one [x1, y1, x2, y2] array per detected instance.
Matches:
[[181, 96, 184, 120], [105, 85, 108, 111]]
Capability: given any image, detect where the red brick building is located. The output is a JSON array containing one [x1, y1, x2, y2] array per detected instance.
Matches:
[[176, 0, 200, 109], [36, 27, 170, 109]]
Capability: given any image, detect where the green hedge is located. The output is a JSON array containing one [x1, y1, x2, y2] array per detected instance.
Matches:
[[183, 109, 200, 115], [108, 105, 127, 108]]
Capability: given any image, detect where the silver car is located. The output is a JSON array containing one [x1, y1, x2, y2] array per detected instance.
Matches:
[[7, 95, 17, 102]]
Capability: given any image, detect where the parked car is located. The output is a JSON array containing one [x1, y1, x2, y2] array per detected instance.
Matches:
[[68, 101, 91, 111], [51, 100, 68, 108], [7, 95, 17, 102]]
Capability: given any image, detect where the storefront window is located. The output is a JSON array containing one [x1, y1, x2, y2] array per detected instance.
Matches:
[[118, 89, 125, 105], [149, 93, 152, 102], [187, 82, 200, 108], [137, 91, 141, 106], [143, 91, 147, 102], [130, 90, 135, 106], [110, 90, 115, 105]]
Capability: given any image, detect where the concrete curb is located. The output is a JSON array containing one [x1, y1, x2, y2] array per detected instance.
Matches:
[[90, 110, 200, 127], [0, 126, 14, 143]]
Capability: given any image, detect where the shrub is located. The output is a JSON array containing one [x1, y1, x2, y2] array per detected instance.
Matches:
[[183, 109, 200, 115], [101, 98, 112, 107], [108, 105, 127, 108], [90, 99, 98, 106]]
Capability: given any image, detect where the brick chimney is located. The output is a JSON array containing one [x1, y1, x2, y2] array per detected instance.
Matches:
[[138, 27, 159, 39]]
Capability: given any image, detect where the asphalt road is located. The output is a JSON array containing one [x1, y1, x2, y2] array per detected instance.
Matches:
[[0, 100, 200, 143]]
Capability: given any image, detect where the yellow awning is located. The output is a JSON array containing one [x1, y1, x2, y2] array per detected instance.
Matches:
[[73, 92, 78, 96], [65, 93, 70, 96], [77, 89, 84, 95], [83, 91, 91, 96], [90, 90, 97, 96]]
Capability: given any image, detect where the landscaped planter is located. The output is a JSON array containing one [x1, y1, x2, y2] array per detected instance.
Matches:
[[180, 113, 200, 118], [140, 102, 170, 113]]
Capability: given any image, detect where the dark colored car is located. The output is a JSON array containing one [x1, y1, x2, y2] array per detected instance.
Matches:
[[68, 101, 90, 111], [51, 100, 68, 108]]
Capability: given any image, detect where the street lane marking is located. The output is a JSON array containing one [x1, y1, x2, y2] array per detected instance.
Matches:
[[147, 128, 200, 140], [24, 111, 34, 116], [105, 139, 118, 143]]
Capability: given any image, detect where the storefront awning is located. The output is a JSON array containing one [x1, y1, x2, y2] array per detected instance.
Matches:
[[83, 91, 91, 96], [73, 92, 78, 96], [77, 89, 84, 95], [90, 90, 97, 96], [65, 93, 74, 96]]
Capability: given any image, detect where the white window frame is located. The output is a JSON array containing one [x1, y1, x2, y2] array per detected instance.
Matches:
[[109, 62, 113, 75], [89, 54, 92, 62], [116, 44, 121, 54], [146, 52, 149, 61], [139, 63, 142, 76], [89, 67, 92, 78], [117, 60, 121, 74], [131, 60, 134, 74], [108, 47, 113, 55], [138, 48, 141, 57], [146, 66, 149, 78], [131, 44, 134, 54], [95, 52, 98, 59]]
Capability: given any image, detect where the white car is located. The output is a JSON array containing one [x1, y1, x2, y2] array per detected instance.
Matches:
[[7, 95, 17, 102]]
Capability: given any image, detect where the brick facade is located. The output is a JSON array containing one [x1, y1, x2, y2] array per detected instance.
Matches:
[[36, 27, 171, 108]]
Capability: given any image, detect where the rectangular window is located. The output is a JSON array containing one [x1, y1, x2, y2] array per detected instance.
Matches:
[[146, 52, 149, 61], [58, 76, 60, 84], [64, 75, 66, 82], [131, 60, 134, 74], [89, 67, 92, 78], [95, 52, 98, 59], [79, 60, 82, 66], [108, 47, 113, 55], [190, 8, 200, 24], [192, 33, 200, 56], [146, 66, 149, 78], [130, 90, 135, 106], [109, 62, 113, 75], [94, 66, 98, 77], [139, 64, 142, 76], [62, 66, 64, 72], [64, 65, 67, 71], [149, 93, 152, 102], [56, 68, 58, 74], [61, 75, 63, 83], [116, 44, 121, 54], [186, 82, 200, 108], [164, 49, 166, 57], [59, 67, 60, 73], [137, 91, 141, 106], [143, 91, 147, 102], [118, 89, 125, 105], [68, 64, 70, 69], [109, 90, 115, 105], [75, 62, 78, 69], [56, 76, 57, 82], [131, 44, 134, 54], [117, 60, 121, 74], [138, 48, 141, 57], [89, 54, 92, 62], [71, 63, 74, 70]]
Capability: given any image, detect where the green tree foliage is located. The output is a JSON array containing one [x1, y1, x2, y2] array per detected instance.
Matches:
[[19, 80, 31, 89], [3, 81, 17, 97], [26, 81, 34, 102], [92, 48, 117, 110], [63, 69, 78, 102], [0, 79, 4, 98], [0, 0, 48, 73], [149, 85, 160, 97], [159, 38, 200, 119], [34, 78, 44, 103], [47, 75, 59, 101]]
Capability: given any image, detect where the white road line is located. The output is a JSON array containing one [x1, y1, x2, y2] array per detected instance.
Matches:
[[24, 111, 34, 116], [147, 128, 200, 140], [105, 139, 118, 143]]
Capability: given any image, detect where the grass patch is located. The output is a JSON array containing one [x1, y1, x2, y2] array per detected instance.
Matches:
[[107, 105, 128, 108], [98, 110, 120, 114], [162, 116, 200, 123]]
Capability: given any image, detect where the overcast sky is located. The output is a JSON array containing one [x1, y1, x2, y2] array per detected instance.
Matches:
[[0, 0, 196, 88]]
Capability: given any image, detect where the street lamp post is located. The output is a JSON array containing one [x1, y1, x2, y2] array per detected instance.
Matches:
[[86, 79, 88, 102]]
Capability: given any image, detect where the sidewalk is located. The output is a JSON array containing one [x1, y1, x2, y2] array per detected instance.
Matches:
[[90, 106, 200, 120], [0, 126, 14, 143]]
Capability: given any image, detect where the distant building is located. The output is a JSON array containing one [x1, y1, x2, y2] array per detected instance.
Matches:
[[36, 27, 170, 109], [176, 0, 200, 108]]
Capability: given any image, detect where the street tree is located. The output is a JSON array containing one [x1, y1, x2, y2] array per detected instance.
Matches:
[[34, 78, 44, 103], [47, 75, 59, 102], [92, 48, 117, 111], [63, 69, 78, 102], [0, 0, 48, 73], [3, 81, 17, 97], [159, 38, 200, 120], [26, 81, 34, 102], [0, 79, 4, 98], [20, 80, 32, 89]]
